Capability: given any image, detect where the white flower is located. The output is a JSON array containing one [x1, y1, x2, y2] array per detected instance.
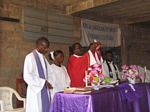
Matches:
[[128, 69, 133, 74], [88, 67, 92, 71]]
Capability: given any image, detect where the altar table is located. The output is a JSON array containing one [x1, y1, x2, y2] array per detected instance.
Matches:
[[50, 83, 150, 112]]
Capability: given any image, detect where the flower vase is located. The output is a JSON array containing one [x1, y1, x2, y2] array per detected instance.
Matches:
[[127, 77, 135, 84], [91, 83, 100, 90]]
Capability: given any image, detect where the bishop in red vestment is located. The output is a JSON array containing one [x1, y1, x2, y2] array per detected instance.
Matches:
[[67, 41, 103, 87]]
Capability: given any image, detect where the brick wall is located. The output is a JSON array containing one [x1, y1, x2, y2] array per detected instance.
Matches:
[[0, 2, 76, 88], [121, 24, 150, 69]]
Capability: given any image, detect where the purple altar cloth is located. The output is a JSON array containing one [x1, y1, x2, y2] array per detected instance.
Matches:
[[50, 83, 150, 112], [118, 83, 150, 112]]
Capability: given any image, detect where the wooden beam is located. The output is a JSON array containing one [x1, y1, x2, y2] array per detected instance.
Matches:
[[76, 11, 115, 23], [79, 0, 150, 20], [120, 13, 150, 24], [103, 1, 150, 17], [120, 24, 129, 64], [66, 0, 119, 15]]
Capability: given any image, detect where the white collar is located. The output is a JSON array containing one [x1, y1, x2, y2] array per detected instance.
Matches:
[[106, 60, 113, 64], [73, 54, 81, 58], [35, 49, 43, 56]]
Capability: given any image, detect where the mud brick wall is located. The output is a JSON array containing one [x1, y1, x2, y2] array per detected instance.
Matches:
[[0, 1, 77, 88], [121, 24, 150, 69]]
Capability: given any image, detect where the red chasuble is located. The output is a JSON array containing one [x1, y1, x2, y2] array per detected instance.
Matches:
[[67, 50, 102, 87], [67, 53, 89, 87]]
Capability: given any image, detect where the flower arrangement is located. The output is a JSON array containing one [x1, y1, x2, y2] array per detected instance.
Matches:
[[121, 65, 143, 84], [84, 64, 111, 88]]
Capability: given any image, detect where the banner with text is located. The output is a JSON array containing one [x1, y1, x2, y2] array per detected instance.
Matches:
[[81, 19, 121, 47]]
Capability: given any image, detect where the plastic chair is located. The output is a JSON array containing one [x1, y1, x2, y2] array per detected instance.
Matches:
[[0, 87, 25, 112]]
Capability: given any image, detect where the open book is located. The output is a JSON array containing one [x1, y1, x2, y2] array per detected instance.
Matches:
[[64, 87, 93, 94]]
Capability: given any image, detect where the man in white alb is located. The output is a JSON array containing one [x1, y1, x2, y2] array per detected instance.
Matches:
[[23, 37, 53, 112]]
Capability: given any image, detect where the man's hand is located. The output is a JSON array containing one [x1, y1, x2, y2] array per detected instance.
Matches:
[[45, 80, 53, 89], [96, 42, 102, 50]]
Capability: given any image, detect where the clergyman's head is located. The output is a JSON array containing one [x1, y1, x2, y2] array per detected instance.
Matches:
[[105, 50, 113, 62], [72, 43, 82, 55], [89, 42, 98, 52], [36, 37, 50, 54]]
